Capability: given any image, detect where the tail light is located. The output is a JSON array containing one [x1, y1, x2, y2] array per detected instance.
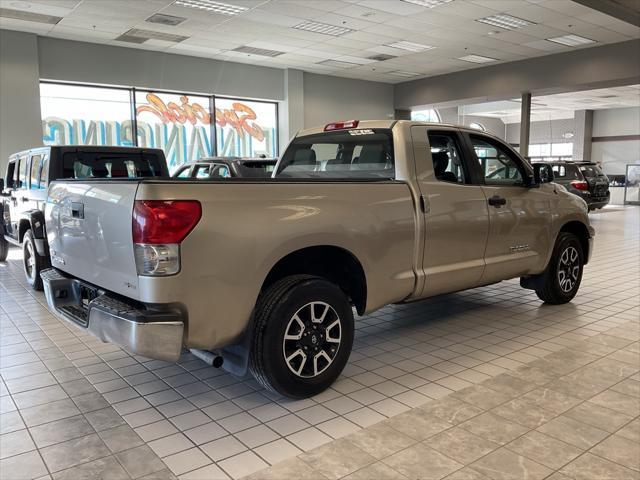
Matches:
[[324, 120, 359, 131], [132, 200, 201, 276], [570, 180, 589, 191]]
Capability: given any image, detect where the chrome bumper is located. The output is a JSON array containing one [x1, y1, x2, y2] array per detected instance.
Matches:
[[42, 269, 184, 362]]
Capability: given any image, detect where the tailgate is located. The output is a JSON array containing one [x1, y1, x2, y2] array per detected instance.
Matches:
[[45, 181, 141, 300]]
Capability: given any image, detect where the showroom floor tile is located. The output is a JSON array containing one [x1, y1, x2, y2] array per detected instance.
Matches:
[[0, 206, 638, 480]]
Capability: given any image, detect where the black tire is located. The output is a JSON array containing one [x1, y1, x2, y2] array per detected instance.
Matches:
[[22, 230, 47, 291], [535, 232, 584, 304], [250, 275, 354, 398], [0, 235, 8, 262]]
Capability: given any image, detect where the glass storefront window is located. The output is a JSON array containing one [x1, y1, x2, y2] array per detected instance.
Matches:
[[411, 109, 440, 122], [135, 91, 213, 171], [214, 98, 278, 158], [40, 83, 134, 146]]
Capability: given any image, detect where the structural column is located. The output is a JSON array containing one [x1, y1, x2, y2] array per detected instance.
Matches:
[[519, 92, 532, 159], [279, 69, 304, 154], [573, 109, 593, 162]]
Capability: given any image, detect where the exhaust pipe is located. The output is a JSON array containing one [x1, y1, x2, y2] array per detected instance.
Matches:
[[190, 349, 224, 368]]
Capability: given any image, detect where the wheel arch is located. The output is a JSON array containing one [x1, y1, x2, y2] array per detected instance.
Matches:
[[260, 245, 367, 315], [559, 220, 591, 264]]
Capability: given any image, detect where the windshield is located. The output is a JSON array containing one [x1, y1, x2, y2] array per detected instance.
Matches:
[[63, 152, 166, 179], [276, 129, 394, 179]]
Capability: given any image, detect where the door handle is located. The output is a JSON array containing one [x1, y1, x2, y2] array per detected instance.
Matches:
[[488, 195, 507, 207]]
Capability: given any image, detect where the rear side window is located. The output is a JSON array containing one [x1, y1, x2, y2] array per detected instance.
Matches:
[[193, 165, 211, 178], [62, 152, 166, 179], [551, 164, 580, 180], [29, 155, 46, 189], [427, 131, 466, 184], [6, 161, 16, 188], [277, 129, 394, 179]]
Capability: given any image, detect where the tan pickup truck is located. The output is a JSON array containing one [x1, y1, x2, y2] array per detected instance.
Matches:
[[42, 120, 594, 398]]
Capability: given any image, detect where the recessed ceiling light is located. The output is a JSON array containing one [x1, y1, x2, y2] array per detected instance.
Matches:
[[232, 46, 284, 57], [386, 41, 435, 52], [173, 0, 248, 15], [547, 34, 595, 47], [293, 21, 353, 36], [400, 0, 454, 7], [476, 14, 535, 30], [387, 71, 420, 77], [0, 7, 61, 24], [317, 59, 359, 68], [368, 54, 397, 61], [458, 54, 498, 63]]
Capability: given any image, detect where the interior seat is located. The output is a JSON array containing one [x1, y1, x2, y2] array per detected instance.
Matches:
[[432, 152, 458, 183]]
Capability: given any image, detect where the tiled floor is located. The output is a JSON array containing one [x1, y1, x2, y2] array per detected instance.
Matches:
[[1, 206, 638, 480]]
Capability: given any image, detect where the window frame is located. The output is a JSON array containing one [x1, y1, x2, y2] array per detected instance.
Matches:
[[462, 132, 533, 187], [17, 155, 29, 190]]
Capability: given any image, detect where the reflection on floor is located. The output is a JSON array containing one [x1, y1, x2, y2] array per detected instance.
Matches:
[[0, 206, 638, 479]]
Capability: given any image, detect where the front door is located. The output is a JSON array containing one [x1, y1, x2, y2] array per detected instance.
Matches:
[[467, 133, 553, 283], [412, 127, 490, 297]]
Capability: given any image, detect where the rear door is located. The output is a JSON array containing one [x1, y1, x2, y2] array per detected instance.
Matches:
[[412, 126, 490, 297], [26, 153, 48, 211], [465, 133, 553, 283], [8, 154, 29, 238]]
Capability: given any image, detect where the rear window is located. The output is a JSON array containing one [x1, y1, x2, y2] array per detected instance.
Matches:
[[580, 165, 605, 178], [277, 129, 394, 179], [237, 161, 276, 178], [62, 152, 166, 179]]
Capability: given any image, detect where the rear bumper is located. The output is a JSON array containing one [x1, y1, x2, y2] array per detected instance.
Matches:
[[42, 268, 184, 362]]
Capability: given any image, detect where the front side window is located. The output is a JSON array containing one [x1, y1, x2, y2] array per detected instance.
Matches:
[[471, 135, 524, 186], [427, 131, 466, 184], [175, 166, 192, 178], [277, 129, 394, 179], [5, 161, 16, 189]]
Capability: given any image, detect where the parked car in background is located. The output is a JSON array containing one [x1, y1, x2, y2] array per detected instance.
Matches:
[[41, 121, 594, 398], [536, 161, 610, 211], [173, 157, 277, 179], [0, 146, 168, 289]]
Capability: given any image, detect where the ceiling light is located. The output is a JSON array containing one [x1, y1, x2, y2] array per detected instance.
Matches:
[[146, 13, 187, 26], [458, 54, 498, 63], [476, 13, 534, 30], [387, 71, 420, 77], [317, 59, 359, 68], [547, 34, 595, 47], [386, 41, 435, 52], [0, 7, 61, 24], [232, 46, 284, 57], [368, 54, 397, 61], [293, 21, 353, 36], [400, 0, 454, 7], [173, 0, 248, 15]]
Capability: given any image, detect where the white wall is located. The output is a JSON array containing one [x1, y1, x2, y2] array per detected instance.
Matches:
[[303, 73, 394, 130], [0, 30, 43, 175], [592, 106, 640, 175], [438, 107, 506, 140], [506, 118, 574, 145]]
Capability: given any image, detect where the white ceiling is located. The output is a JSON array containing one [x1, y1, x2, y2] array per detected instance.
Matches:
[[456, 84, 640, 123], [0, 0, 638, 84]]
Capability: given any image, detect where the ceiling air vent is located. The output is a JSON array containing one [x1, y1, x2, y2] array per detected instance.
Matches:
[[146, 13, 187, 26], [0, 7, 62, 24], [232, 46, 284, 57], [114, 28, 189, 44], [368, 54, 397, 61]]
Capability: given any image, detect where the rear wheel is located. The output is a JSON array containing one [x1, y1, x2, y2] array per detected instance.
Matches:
[[534, 232, 584, 304], [0, 235, 8, 262], [22, 230, 47, 291], [250, 275, 354, 398]]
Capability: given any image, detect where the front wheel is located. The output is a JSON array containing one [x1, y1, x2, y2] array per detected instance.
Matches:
[[534, 232, 584, 304], [23, 230, 47, 291], [250, 275, 354, 398]]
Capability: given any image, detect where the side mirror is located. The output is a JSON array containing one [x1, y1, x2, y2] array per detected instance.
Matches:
[[533, 164, 554, 184]]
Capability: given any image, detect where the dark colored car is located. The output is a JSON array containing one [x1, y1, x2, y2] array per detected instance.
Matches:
[[0, 145, 169, 289], [538, 161, 610, 211], [173, 157, 277, 179]]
